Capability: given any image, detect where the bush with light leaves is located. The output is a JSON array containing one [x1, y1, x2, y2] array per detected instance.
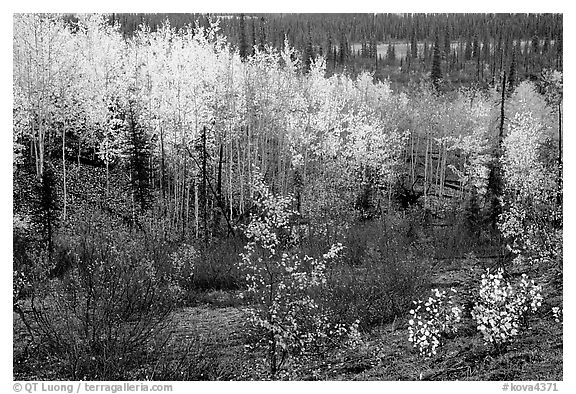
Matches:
[[407, 288, 462, 357], [552, 306, 563, 324], [499, 110, 561, 269], [471, 268, 542, 352], [238, 169, 360, 376]]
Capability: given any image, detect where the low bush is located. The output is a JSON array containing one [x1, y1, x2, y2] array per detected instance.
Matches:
[[318, 215, 431, 330], [14, 212, 178, 380], [551, 306, 563, 324], [237, 170, 362, 376], [407, 288, 462, 357], [471, 268, 543, 353]]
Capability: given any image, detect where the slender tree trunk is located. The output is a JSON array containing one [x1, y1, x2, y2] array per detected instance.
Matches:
[[424, 133, 429, 208], [557, 103, 562, 205], [440, 143, 447, 199], [105, 140, 110, 199], [410, 132, 415, 184], [130, 172, 136, 227], [202, 126, 208, 244], [229, 135, 233, 221], [499, 73, 507, 149], [62, 123, 67, 221], [194, 179, 199, 238], [435, 141, 441, 198], [238, 137, 244, 215], [160, 126, 166, 200], [217, 143, 223, 203], [186, 181, 191, 238]]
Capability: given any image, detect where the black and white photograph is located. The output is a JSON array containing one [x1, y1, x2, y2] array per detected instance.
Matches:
[[11, 5, 565, 385]]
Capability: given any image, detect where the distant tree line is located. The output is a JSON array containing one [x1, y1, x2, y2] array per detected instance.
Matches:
[[65, 13, 562, 85]]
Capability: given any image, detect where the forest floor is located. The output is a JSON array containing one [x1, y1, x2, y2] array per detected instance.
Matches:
[[154, 256, 564, 381], [13, 256, 563, 381]]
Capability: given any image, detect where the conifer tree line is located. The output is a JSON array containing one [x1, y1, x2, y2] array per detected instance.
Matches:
[[13, 14, 562, 254], [94, 13, 562, 83]]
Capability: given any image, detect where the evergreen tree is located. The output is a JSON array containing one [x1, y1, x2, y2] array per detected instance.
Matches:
[[303, 27, 314, 73], [326, 34, 334, 66], [531, 36, 541, 72], [339, 31, 348, 64], [251, 19, 257, 55], [464, 38, 472, 61], [239, 13, 248, 60], [33, 163, 60, 258], [556, 32, 562, 69], [542, 35, 550, 55], [508, 44, 517, 94], [410, 28, 418, 59], [333, 47, 337, 68], [431, 34, 443, 90], [124, 98, 152, 215], [531, 35, 540, 55], [482, 38, 490, 62], [443, 24, 451, 59], [386, 42, 396, 64], [472, 36, 480, 59], [259, 17, 267, 52]]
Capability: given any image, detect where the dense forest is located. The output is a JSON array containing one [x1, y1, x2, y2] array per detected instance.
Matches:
[[13, 13, 562, 381], [96, 13, 563, 86]]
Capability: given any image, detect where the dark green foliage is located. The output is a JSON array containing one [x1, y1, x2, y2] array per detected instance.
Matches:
[[531, 35, 540, 55], [13, 212, 177, 380], [124, 98, 153, 214], [555, 32, 562, 69], [238, 13, 248, 60], [386, 42, 396, 63], [464, 39, 472, 61], [258, 17, 266, 52], [443, 25, 451, 58], [189, 237, 244, 293], [464, 189, 482, 238], [320, 217, 431, 330], [303, 27, 314, 73], [486, 160, 504, 230], [394, 177, 422, 210], [431, 34, 443, 90], [410, 29, 418, 59], [508, 45, 517, 93], [472, 37, 480, 59], [250, 19, 257, 56], [339, 30, 348, 65], [326, 35, 334, 67], [32, 164, 60, 256]]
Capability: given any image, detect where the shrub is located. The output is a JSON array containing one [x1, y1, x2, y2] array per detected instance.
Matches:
[[471, 268, 542, 352], [191, 237, 244, 292], [499, 111, 562, 269], [322, 215, 431, 330], [552, 306, 563, 324], [407, 288, 462, 357], [238, 169, 359, 376], [14, 212, 178, 380]]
